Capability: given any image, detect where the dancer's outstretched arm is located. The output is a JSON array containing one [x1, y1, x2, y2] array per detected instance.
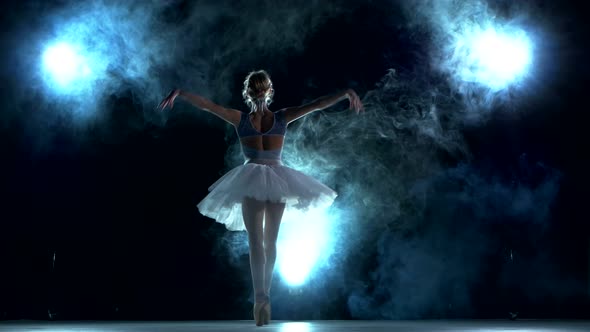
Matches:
[[282, 89, 363, 124], [158, 89, 241, 126]]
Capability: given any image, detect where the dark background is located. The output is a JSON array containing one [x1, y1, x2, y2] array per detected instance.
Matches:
[[1, 0, 589, 321]]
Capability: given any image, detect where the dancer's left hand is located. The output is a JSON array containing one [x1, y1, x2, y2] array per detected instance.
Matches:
[[346, 89, 364, 114], [157, 89, 180, 111]]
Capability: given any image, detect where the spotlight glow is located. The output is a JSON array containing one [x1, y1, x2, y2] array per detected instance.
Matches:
[[454, 26, 533, 90], [277, 207, 334, 286], [42, 42, 92, 87], [280, 322, 311, 332]]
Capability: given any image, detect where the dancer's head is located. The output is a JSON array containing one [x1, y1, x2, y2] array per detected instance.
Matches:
[[243, 70, 274, 112]]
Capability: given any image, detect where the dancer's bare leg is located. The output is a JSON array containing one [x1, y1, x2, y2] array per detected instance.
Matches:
[[242, 196, 266, 301], [263, 200, 285, 296]]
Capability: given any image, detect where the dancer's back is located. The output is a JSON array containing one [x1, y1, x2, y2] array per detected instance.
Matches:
[[237, 109, 286, 162]]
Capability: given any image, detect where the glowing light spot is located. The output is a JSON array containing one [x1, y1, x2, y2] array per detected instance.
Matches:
[[277, 208, 333, 286], [42, 42, 92, 87], [454, 26, 533, 90], [280, 322, 311, 332]]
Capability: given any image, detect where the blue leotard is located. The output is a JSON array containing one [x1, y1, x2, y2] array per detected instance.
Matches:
[[236, 111, 286, 160]]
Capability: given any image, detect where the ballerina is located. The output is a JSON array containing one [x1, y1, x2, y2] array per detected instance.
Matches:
[[158, 70, 363, 326]]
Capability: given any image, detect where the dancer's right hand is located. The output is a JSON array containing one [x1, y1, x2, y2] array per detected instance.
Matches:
[[346, 89, 364, 114], [158, 89, 180, 110]]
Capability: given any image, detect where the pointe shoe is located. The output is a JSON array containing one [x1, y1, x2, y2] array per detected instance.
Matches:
[[253, 295, 270, 326], [253, 302, 263, 326], [253, 301, 266, 326], [262, 300, 271, 325]]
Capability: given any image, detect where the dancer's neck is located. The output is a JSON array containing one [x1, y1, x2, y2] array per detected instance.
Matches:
[[251, 100, 270, 114]]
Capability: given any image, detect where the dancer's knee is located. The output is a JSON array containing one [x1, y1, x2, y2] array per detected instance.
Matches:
[[249, 238, 264, 252], [264, 243, 277, 260]]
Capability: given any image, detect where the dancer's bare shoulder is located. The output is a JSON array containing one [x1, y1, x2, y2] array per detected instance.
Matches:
[[207, 105, 242, 127]]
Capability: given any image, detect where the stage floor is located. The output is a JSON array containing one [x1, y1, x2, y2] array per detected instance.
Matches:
[[1, 320, 589, 332]]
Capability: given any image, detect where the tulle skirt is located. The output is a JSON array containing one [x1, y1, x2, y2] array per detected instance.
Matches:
[[197, 159, 337, 231]]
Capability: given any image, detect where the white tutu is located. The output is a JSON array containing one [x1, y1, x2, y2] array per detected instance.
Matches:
[[197, 159, 337, 231]]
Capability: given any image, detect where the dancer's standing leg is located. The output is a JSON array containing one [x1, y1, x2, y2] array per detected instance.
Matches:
[[261, 200, 285, 324], [263, 201, 285, 296], [242, 196, 267, 325]]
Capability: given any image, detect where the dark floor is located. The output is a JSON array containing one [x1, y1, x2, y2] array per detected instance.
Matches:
[[0, 320, 589, 332]]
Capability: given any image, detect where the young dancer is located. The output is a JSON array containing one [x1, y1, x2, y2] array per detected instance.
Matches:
[[158, 70, 363, 325]]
